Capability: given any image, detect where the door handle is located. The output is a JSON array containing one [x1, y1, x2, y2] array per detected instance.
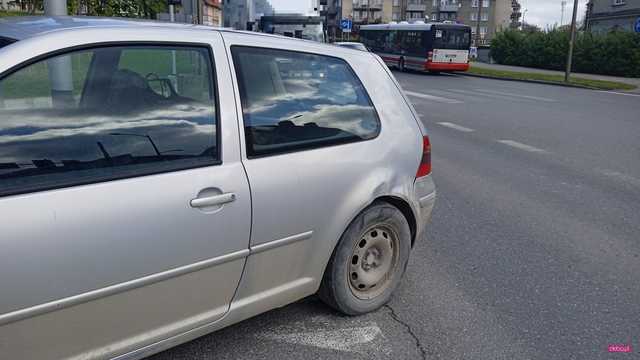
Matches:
[[190, 192, 236, 209]]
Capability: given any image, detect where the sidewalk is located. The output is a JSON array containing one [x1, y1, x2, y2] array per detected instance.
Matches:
[[471, 62, 640, 93]]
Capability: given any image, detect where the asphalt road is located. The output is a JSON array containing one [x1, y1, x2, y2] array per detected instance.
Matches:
[[149, 72, 640, 360]]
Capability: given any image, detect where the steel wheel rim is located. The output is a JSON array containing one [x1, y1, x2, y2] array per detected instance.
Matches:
[[348, 224, 400, 300]]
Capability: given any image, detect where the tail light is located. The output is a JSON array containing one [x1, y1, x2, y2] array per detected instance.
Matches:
[[427, 51, 433, 62], [416, 135, 432, 178]]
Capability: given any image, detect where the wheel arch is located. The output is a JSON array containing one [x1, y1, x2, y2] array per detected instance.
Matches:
[[374, 195, 417, 248]]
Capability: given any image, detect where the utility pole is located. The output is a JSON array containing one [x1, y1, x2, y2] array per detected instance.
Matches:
[[169, 1, 177, 89], [564, 0, 579, 83], [560, 0, 567, 26], [44, 0, 66, 16], [475, 0, 483, 46], [44, 0, 74, 109]]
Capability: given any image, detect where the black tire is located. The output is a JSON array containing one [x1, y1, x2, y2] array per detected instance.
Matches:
[[318, 202, 411, 315]]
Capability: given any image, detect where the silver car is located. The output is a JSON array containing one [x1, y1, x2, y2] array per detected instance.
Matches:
[[0, 17, 436, 360]]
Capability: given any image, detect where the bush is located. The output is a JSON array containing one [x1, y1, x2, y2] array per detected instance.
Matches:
[[490, 29, 640, 77]]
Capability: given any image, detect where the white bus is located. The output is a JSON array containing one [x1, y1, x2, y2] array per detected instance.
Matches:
[[360, 22, 472, 73]]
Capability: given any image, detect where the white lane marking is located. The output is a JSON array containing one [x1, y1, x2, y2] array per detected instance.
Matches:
[[601, 170, 640, 187], [405, 90, 463, 104], [258, 325, 383, 353], [497, 140, 548, 153], [445, 88, 527, 101], [473, 89, 556, 102], [597, 91, 640, 97], [437, 122, 475, 132]]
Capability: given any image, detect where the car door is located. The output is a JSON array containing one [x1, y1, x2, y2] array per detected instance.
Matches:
[[0, 33, 250, 359]]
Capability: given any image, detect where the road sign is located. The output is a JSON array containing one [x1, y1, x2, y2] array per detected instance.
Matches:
[[635, 17, 640, 33], [341, 19, 352, 33]]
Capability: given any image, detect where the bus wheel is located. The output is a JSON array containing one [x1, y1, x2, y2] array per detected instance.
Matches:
[[399, 58, 406, 72]]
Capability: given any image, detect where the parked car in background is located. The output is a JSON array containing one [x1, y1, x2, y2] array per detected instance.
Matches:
[[334, 41, 369, 52], [0, 16, 436, 360]]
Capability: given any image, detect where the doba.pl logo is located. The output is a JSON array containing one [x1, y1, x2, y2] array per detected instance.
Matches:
[[608, 344, 632, 353]]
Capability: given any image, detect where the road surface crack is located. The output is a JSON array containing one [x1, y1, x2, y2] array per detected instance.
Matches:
[[384, 304, 428, 360]]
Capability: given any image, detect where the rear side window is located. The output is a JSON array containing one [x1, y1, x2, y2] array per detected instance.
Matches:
[[0, 45, 217, 197], [231, 46, 380, 157]]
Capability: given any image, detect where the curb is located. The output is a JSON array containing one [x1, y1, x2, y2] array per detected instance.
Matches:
[[458, 72, 598, 90]]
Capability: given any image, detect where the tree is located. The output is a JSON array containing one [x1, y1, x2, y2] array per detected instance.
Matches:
[[9, 0, 43, 14]]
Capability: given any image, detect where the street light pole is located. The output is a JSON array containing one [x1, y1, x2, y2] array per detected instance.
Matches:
[[564, 0, 579, 83], [44, 0, 74, 109], [44, 0, 67, 16]]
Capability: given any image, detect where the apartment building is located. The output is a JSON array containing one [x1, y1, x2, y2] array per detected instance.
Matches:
[[391, 0, 513, 44], [339, 0, 394, 25], [585, 0, 640, 33], [326, 0, 513, 44], [202, 0, 223, 26]]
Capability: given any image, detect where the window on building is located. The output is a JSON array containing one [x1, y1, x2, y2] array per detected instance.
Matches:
[[472, 0, 489, 7], [231, 47, 380, 157]]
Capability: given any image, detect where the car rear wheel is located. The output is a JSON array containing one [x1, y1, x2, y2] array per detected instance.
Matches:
[[319, 202, 411, 315]]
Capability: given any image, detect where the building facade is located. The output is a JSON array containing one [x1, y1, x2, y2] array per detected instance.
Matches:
[[157, 0, 223, 26], [391, 0, 514, 44], [202, 0, 223, 26], [585, 0, 640, 33], [340, 0, 394, 25]]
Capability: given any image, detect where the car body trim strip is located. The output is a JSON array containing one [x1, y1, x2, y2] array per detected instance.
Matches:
[[419, 191, 437, 208], [249, 231, 314, 255], [0, 249, 250, 326]]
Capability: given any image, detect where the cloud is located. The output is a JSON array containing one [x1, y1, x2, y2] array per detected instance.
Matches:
[[521, 0, 589, 29]]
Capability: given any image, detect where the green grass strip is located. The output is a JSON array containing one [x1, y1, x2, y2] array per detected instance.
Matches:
[[467, 65, 637, 91]]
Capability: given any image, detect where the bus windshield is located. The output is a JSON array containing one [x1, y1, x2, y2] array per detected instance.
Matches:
[[433, 28, 471, 50]]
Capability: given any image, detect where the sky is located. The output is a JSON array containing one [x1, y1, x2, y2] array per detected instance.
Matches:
[[268, 0, 589, 29], [522, 0, 589, 29], [269, 0, 311, 14]]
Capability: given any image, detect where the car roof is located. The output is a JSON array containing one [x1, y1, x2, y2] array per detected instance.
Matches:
[[0, 16, 219, 41], [0, 16, 377, 62]]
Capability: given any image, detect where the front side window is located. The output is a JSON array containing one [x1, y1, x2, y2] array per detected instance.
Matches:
[[231, 47, 380, 157], [0, 45, 217, 197]]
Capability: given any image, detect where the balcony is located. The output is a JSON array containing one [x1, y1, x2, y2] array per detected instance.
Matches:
[[406, 4, 427, 12], [353, 0, 383, 10], [203, 0, 222, 9], [439, 3, 460, 12]]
